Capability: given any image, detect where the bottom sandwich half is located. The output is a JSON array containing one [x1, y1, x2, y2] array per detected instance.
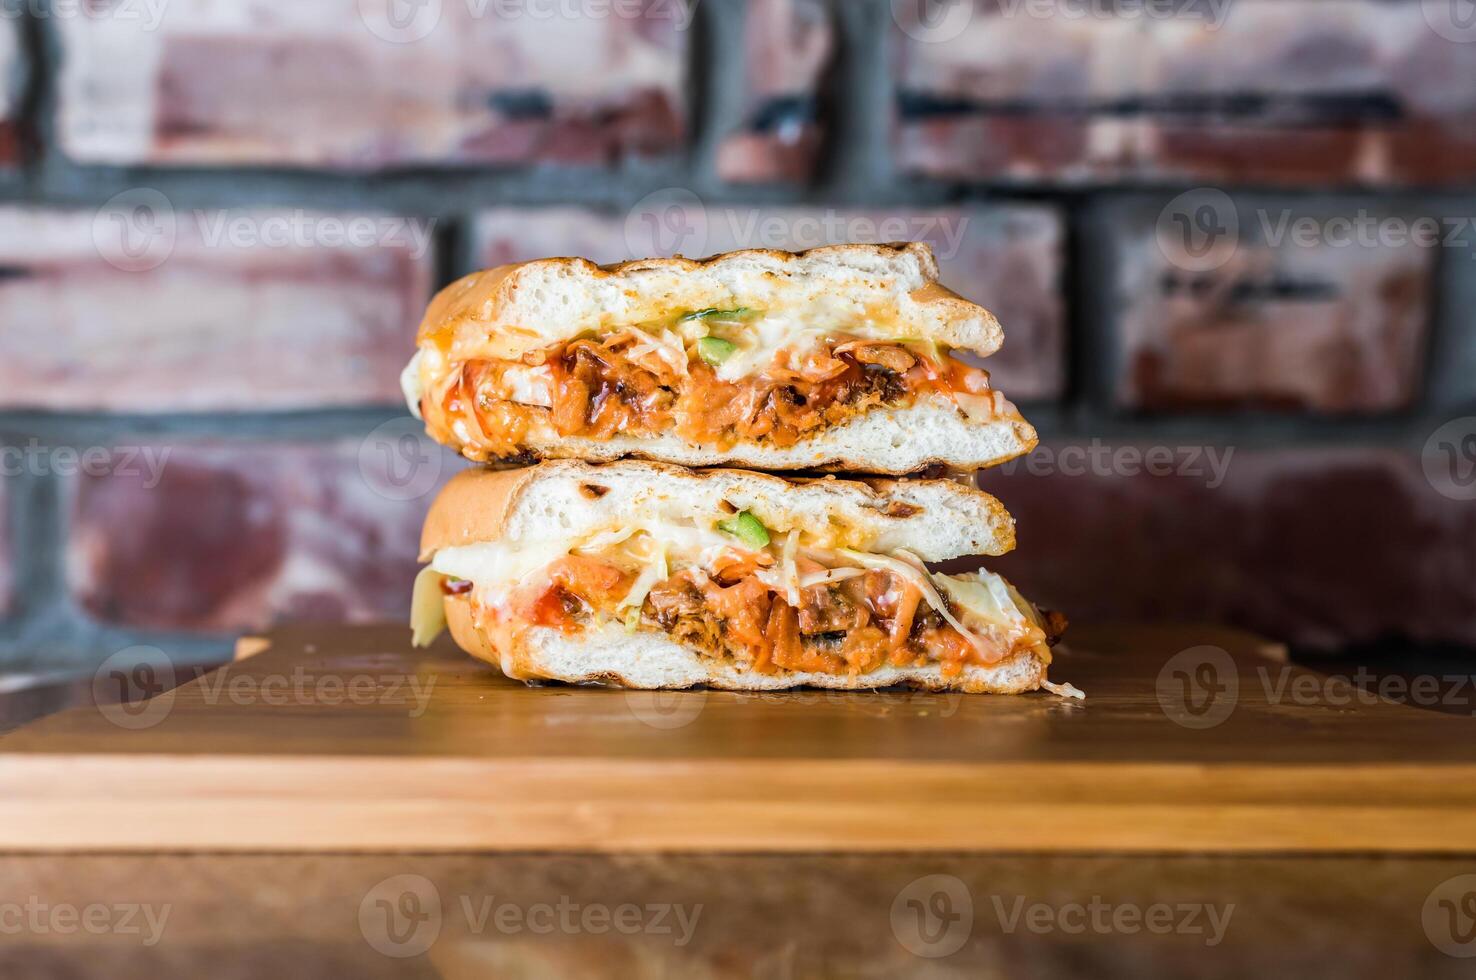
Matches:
[[413, 461, 1069, 695]]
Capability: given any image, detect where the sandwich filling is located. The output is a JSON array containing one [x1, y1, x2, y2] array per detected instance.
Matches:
[[414, 509, 1060, 679], [407, 307, 1019, 461]]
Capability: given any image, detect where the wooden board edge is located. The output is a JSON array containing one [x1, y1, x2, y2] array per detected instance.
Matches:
[[233, 636, 273, 662], [6, 756, 1476, 854]]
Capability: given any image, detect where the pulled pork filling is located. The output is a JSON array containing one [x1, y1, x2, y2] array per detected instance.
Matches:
[[423, 319, 999, 460], [431, 529, 1058, 679]]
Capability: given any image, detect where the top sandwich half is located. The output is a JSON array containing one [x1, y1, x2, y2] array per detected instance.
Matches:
[[403, 242, 1038, 475]]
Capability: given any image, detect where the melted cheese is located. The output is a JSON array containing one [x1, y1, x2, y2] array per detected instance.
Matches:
[[936, 571, 1031, 632], [405, 296, 918, 403], [429, 520, 755, 599], [400, 349, 425, 420], [672, 306, 904, 383]]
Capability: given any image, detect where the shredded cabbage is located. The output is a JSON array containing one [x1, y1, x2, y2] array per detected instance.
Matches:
[[797, 567, 865, 589], [780, 529, 801, 605], [621, 326, 689, 377], [619, 544, 668, 611], [836, 548, 1001, 661]]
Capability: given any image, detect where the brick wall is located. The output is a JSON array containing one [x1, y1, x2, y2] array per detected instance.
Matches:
[[0, 0, 1473, 673]]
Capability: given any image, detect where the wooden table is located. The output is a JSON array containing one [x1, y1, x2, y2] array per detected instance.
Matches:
[[2, 623, 1474, 853], [2, 623, 1474, 977]]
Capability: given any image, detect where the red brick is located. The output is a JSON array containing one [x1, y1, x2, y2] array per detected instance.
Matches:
[[716, 0, 834, 182], [1147, 2, 1476, 187], [474, 202, 1065, 399], [56, 1, 687, 169], [0, 207, 433, 412], [66, 439, 465, 633], [971, 443, 1476, 651], [0, 24, 20, 167], [893, 0, 1476, 185], [1115, 198, 1434, 413], [893, 2, 1119, 182]]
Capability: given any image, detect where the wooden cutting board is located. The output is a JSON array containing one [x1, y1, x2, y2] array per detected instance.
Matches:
[[2, 623, 1474, 853]]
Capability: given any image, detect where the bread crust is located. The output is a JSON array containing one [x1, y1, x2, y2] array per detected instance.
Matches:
[[419, 459, 1017, 560], [418, 466, 538, 560], [416, 242, 1003, 360], [444, 594, 1047, 694]]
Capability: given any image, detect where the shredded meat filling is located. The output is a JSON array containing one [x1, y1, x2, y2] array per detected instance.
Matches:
[[435, 333, 987, 459], [521, 566, 1016, 678]]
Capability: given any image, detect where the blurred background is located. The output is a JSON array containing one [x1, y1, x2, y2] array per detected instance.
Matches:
[[0, 0, 1472, 678]]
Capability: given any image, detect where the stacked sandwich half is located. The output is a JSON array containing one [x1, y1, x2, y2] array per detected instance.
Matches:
[[405, 243, 1071, 695]]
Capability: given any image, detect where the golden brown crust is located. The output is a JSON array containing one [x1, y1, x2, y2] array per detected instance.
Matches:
[[416, 262, 522, 348], [418, 459, 1017, 559], [445, 593, 503, 667], [418, 466, 540, 560], [414, 242, 997, 353]]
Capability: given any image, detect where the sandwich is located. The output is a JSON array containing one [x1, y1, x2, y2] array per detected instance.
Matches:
[[412, 460, 1069, 694], [402, 243, 1037, 476]]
